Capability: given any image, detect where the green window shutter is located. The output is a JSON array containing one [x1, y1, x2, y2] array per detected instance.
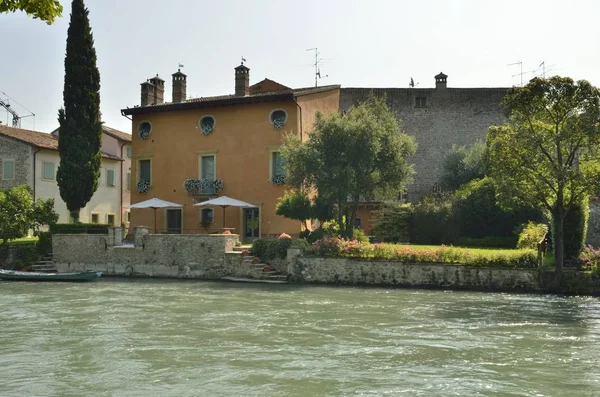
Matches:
[[127, 172, 131, 191], [43, 162, 55, 180], [3, 160, 14, 180], [106, 170, 115, 186], [139, 160, 151, 183]]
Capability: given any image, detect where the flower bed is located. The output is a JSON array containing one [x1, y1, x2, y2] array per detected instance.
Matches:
[[305, 237, 537, 268]]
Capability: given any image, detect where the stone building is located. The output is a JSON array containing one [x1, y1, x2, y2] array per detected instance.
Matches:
[[340, 73, 509, 202]]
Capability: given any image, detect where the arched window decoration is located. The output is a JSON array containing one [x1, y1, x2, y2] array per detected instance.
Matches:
[[138, 121, 152, 140], [269, 109, 287, 130], [199, 115, 216, 136]]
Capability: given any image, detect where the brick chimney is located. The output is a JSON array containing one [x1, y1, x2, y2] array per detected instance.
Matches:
[[435, 72, 448, 90], [140, 80, 155, 107], [149, 75, 165, 104], [172, 68, 187, 103], [235, 63, 250, 96]]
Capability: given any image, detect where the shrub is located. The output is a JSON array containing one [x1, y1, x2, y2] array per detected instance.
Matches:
[[300, 228, 331, 244], [14, 244, 38, 270], [579, 246, 600, 274], [410, 194, 457, 245], [290, 239, 310, 251], [250, 239, 269, 259], [371, 203, 412, 243], [352, 228, 369, 243], [250, 238, 295, 261], [50, 223, 109, 235], [517, 222, 549, 249], [563, 200, 589, 261], [36, 231, 52, 255]]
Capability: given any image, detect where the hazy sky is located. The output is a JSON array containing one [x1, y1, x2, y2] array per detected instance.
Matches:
[[1, 0, 599, 133]]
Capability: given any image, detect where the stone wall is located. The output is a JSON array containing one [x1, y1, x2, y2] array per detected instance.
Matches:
[[0, 135, 31, 190], [340, 85, 508, 201], [53, 227, 244, 279], [289, 255, 539, 292]]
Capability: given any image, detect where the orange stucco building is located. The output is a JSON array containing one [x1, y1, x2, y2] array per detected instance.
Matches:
[[122, 63, 339, 241]]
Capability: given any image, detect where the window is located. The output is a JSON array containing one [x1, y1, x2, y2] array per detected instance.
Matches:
[[352, 218, 362, 228], [91, 213, 99, 224], [200, 155, 216, 194], [201, 208, 214, 224], [2, 159, 14, 180], [127, 172, 131, 191], [42, 161, 55, 180], [127, 211, 131, 222], [415, 97, 427, 108], [138, 121, 152, 140], [199, 115, 216, 136], [107, 214, 115, 225], [269, 109, 287, 129], [126, 146, 132, 158], [138, 159, 151, 184], [106, 169, 116, 186], [271, 152, 285, 176]]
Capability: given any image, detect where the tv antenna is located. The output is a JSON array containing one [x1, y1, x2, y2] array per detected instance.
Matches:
[[306, 48, 328, 87], [508, 61, 523, 87], [0, 91, 35, 129]]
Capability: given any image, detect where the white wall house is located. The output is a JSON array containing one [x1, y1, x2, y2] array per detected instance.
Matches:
[[0, 125, 131, 225]]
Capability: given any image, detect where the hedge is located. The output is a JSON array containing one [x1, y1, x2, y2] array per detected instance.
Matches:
[[50, 223, 110, 235]]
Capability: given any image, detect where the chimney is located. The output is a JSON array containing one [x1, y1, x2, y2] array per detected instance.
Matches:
[[149, 74, 165, 104], [234, 63, 250, 96], [435, 72, 448, 90], [140, 80, 155, 107], [172, 68, 187, 103]]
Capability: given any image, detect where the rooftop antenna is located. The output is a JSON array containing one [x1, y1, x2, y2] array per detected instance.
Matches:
[[241, 56, 247, 65], [508, 61, 523, 87], [178, 63, 184, 71], [0, 91, 35, 129], [306, 48, 326, 87]]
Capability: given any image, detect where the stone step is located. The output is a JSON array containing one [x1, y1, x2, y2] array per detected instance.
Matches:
[[266, 275, 288, 281], [37, 260, 54, 265]]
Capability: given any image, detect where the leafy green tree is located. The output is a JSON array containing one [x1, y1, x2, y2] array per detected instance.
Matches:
[[1, 0, 63, 24], [486, 76, 600, 274], [0, 185, 58, 243], [282, 95, 416, 237], [275, 191, 314, 230], [57, 0, 102, 222], [440, 141, 486, 191]]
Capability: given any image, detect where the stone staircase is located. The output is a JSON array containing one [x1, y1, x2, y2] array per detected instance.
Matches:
[[31, 251, 57, 273], [231, 246, 288, 283]]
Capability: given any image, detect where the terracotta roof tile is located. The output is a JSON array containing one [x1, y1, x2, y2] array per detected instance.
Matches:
[[0, 125, 123, 161], [102, 125, 132, 142]]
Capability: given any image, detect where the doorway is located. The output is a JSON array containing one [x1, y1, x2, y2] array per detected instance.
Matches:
[[243, 207, 260, 242], [166, 209, 182, 234]]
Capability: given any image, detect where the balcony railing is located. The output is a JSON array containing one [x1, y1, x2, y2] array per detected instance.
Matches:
[[183, 178, 223, 197]]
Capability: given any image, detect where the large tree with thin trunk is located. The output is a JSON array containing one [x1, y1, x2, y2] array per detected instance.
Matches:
[[1, 0, 63, 24], [56, 0, 102, 222], [486, 76, 600, 275], [282, 95, 416, 237]]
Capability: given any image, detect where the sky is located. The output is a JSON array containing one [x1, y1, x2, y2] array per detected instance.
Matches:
[[0, 0, 599, 133]]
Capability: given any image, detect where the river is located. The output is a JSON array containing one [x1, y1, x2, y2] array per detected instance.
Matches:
[[0, 280, 599, 396]]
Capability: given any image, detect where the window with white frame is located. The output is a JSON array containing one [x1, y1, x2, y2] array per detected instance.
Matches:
[[2, 159, 14, 180], [42, 161, 55, 180], [201, 208, 214, 224], [106, 169, 116, 186]]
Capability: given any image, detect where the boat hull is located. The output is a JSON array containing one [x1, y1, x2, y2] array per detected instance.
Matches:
[[0, 270, 102, 282]]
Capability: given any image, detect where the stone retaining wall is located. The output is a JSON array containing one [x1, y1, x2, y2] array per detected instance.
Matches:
[[289, 255, 540, 292]]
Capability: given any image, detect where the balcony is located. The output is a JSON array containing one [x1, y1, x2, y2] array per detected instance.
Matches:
[[184, 178, 223, 198]]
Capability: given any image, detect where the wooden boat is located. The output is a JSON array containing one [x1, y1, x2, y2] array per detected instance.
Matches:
[[0, 269, 102, 282]]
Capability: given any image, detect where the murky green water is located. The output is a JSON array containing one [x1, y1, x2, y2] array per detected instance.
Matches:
[[1, 280, 599, 396]]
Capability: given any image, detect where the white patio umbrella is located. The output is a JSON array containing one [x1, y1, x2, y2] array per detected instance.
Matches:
[[126, 198, 184, 233], [194, 196, 255, 231]]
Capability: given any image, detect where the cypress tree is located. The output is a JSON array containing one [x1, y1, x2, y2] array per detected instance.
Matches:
[[56, 0, 102, 222]]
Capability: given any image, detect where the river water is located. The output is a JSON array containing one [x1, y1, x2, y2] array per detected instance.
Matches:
[[1, 280, 599, 397]]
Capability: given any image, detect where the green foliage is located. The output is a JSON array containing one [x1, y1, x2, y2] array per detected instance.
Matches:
[[371, 203, 412, 243], [410, 194, 457, 245], [36, 232, 52, 255], [0, 0, 63, 24], [440, 141, 486, 191], [306, 238, 537, 268], [250, 238, 295, 261], [352, 228, 369, 243], [486, 76, 600, 272], [517, 222, 549, 249], [453, 177, 542, 239], [562, 200, 589, 261], [282, 94, 416, 237], [50, 223, 109, 234], [579, 246, 600, 274], [275, 191, 313, 229], [57, 0, 102, 221], [0, 185, 58, 244], [455, 236, 517, 248], [290, 238, 311, 251], [12, 243, 38, 270], [300, 227, 331, 243]]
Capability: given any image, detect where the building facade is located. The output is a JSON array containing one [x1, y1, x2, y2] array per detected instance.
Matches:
[[122, 64, 339, 240], [0, 125, 131, 225]]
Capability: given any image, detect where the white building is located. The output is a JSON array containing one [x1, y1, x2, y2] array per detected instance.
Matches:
[[0, 124, 131, 225]]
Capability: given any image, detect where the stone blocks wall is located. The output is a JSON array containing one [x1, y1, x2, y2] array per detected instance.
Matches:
[[53, 232, 244, 279], [290, 256, 539, 292], [340, 87, 508, 201], [0, 136, 31, 190]]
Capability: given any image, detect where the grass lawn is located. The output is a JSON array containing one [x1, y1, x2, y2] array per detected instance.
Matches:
[[6, 237, 39, 245], [389, 244, 533, 257]]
